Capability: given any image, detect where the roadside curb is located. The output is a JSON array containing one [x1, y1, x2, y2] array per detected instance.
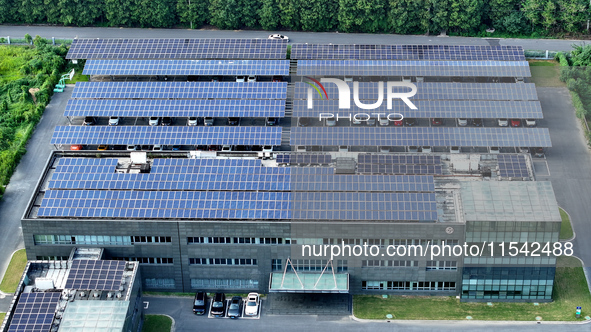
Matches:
[[162, 314, 175, 332], [558, 206, 575, 242], [350, 314, 591, 325]]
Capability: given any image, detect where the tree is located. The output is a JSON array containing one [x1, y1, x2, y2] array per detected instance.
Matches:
[[388, 0, 430, 35], [338, 0, 388, 33], [0, 0, 16, 23], [209, 0, 242, 29], [239, 0, 261, 28], [488, 0, 519, 28], [430, 0, 451, 33], [133, 0, 177, 28], [53, 0, 104, 26], [104, 0, 135, 26], [18, 0, 46, 23], [541, 0, 558, 30], [176, 0, 210, 28], [521, 0, 544, 29], [277, 0, 300, 30], [299, 0, 338, 31], [500, 11, 528, 34], [24, 33, 32, 44], [258, 0, 280, 30], [557, 0, 587, 33]]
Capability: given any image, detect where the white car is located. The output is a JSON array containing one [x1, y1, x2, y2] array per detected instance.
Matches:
[[247, 75, 257, 82], [236, 76, 246, 83], [268, 34, 289, 42], [108, 116, 120, 126], [221, 145, 233, 152], [152, 145, 163, 151], [244, 293, 260, 316]]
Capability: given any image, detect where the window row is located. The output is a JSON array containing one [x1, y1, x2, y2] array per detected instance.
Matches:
[[426, 261, 458, 270], [190, 278, 259, 290], [36, 256, 69, 261], [187, 237, 289, 244], [272, 259, 348, 272], [322, 238, 460, 247], [112, 257, 173, 264], [362, 260, 418, 267], [362, 281, 456, 291], [189, 258, 257, 266], [145, 278, 175, 289], [34, 234, 171, 245]]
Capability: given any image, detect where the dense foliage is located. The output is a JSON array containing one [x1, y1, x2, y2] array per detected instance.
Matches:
[[1, 0, 590, 36], [0, 39, 68, 198], [558, 45, 591, 120]]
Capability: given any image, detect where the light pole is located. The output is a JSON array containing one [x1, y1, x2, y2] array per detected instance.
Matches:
[[189, 0, 193, 29]]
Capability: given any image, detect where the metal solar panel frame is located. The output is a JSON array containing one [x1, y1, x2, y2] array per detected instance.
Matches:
[[83, 60, 290, 76], [8, 292, 60, 332], [64, 99, 286, 117], [291, 44, 525, 61], [72, 82, 288, 100], [290, 127, 552, 147], [51, 126, 282, 146], [297, 60, 531, 77], [292, 100, 543, 119], [64, 260, 126, 291], [67, 38, 288, 60]]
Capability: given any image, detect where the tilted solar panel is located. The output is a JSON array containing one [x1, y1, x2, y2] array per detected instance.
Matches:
[[8, 293, 60, 332]]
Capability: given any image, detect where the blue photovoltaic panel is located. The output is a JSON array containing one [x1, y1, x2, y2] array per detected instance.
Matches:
[[291, 44, 525, 61], [38, 190, 437, 221], [51, 126, 282, 146], [290, 127, 552, 147], [72, 82, 288, 99], [358, 154, 441, 165], [357, 164, 442, 175], [276, 154, 332, 164], [293, 82, 538, 101], [64, 99, 286, 117], [72, 81, 288, 99], [8, 292, 60, 332], [54, 158, 119, 173], [293, 100, 543, 119], [297, 60, 531, 77], [65, 260, 126, 291], [67, 38, 288, 60], [83, 60, 290, 76], [497, 154, 529, 177]]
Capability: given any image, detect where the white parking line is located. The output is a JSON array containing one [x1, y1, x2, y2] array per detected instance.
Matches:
[[143, 301, 149, 309]]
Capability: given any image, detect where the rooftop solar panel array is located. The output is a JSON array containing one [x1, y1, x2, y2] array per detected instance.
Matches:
[[293, 82, 538, 101], [291, 44, 525, 61], [290, 127, 552, 147], [357, 154, 442, 175], [38, 190, 437, 221], [297, 60, 531, 77], [67, 38, 288, 60], [64, 260, 126, 291], [64, 99, 286, 117], [51, 126, 282, 146], [497, 154, 529, 177], [72, 82, 288, 100], [358, 154, 441, 165], [7, 292, 60, 332], [83, 60, 290, 76], [276, 154, 332, 164], [293, 100, 542, 119]]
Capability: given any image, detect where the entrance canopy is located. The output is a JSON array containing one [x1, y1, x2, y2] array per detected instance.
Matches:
[[269, 272, 349, 293]]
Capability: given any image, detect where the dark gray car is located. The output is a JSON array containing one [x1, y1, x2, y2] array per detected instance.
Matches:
[[227, 296, 242, 319]]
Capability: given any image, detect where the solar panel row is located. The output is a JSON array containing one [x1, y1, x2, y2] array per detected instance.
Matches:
[[291, 44, 525, 61], [497, 154, 529, 177], [293, 82, 538, 101], [72, 82, 288, 100], [65, 99, 286, 118], [357, 164, 443, 175], [290, 127, 552, 147], [297, 60, 531, 77], [83, 60, 290, 76], [67, 38, 288, 60], [8, 292, 60, 332], [276, 154, 332, 164], [38, 190, 437, 221], [65, 260, 126, 291], [51, 126, 282, 146], [293, 100, 543, 119], [358, 154, 441, 165]]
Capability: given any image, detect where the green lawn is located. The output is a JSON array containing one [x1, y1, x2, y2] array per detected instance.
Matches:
[[559, 208, 574, 240], [529, 60, 564, 87], [0, 313, 5, 323], [354, 256, 590, 321], [64, 72, 89, 84], [142, 315, 172, 332], [0, 249, 27, 294]]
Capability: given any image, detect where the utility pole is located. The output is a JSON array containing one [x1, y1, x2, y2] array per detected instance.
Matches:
[[189, 0, 193, 29]]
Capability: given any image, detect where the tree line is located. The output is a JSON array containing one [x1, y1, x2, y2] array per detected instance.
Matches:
[[0, 0, 589, 36]]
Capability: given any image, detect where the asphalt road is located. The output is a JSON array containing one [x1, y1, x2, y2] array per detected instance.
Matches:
[[0, 25, 589, 52], [144, 296, 591, 331]]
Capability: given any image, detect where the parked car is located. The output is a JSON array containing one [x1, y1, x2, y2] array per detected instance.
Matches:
[[272, 76, 283, 82], [193, 291, 207, 315], [70, 144, 83, 151], [404, 118, 416, 126], [266, 117, 278, 126], [525, 119, 537, 127], [366, 117, 376, 126], [510, 119, 522, 127], [221, 145, 233, 152], [211, 76, 219, 82], [262, 145, 273, 152], [472, 118, 483, 127], [431, 118, 444, 126], [497, 118, 508, 127], [161, 117, 172, 126], [268, 34, 289, 41], [325, 118, 336, 127], [149, 117, 160, 126], [126, 145, 140, 151], [421, 146, 432, 153], [244, 293, 260, 316], [172, 145, 181, 151], [211, 293, 226, 317], [352, 116, 363, 125], [489, 146, 500, 154], [187, 117, 198, 126], [298, 118, 310, 127], [339, 146, 349, 152], [236, 76, 246, 83], [407, 146, 419, 152], [204, 117, 214, 126], [519, 147, 530, 153], [379, 146, 390, 153], [83, 116, 95, 126], [379, 117, 389, 126], [153, 145, 163, 151], [393, 118, 403, 126], [534, 147, 545, 158], [228, 117, 239, 126], [108, 116, 120, 126], [207, 145, 220, 151], [247, 75, 257, 82], [457, 118, 468, 126], [227, 296, 242, 319], [195, 145, 207, 151], [450, 146, 460, 154], [97, 145, 108, 151]]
